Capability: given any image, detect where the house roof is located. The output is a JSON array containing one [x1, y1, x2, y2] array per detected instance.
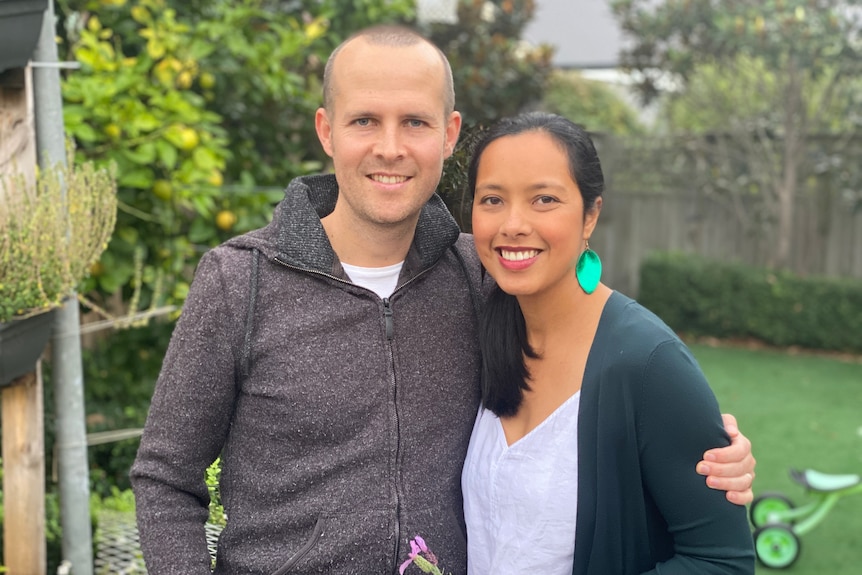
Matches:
[[524, 0, 624, 69]]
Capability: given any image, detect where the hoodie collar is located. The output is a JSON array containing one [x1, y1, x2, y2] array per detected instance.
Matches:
[[229, 174, 461, 277]]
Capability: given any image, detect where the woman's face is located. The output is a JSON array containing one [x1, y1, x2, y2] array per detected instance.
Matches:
[[471, 130, 600, 299]]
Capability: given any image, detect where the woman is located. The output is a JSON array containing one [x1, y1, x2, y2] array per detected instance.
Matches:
[[461, 112, 756, 574]]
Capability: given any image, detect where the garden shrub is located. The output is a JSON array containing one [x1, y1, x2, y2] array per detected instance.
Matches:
[[639, 252, 862, 353]]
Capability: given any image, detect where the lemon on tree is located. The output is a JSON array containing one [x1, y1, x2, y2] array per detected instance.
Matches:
[[179, 128, 199, 151], [199, 72, 216, 89], [207, 170, 223, 187], [152, 179, 173, 201], [165, 124, 200, 152], [104, 123, 122, 139], [176, 70, 194, 90], [215, 210, 237, 231]]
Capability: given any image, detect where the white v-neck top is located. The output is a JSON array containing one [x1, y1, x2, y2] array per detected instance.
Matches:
[[461, 391, 581, 575]]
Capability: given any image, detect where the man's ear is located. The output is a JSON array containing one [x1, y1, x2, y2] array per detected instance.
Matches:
[[315, 107, 334, 157], [444, 111, 463, 159]]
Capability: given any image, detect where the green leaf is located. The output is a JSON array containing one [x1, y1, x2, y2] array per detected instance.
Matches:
[[187, 217, 215, 243], [190, 194, 216, 216], [118, 168, 155, 189], [192, 147, 220, 171], [131, 112, 162, 133], [63, 105, 88, 125], [156, 140, 179, 170], [122, 142, 158, 165], [72, 123, 99, 142]]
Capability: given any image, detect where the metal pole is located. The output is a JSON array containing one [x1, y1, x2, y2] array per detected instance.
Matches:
[[32, 1, 95, 573]]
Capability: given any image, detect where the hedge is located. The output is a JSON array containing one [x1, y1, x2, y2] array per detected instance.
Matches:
[[638, 252, 862, 353]]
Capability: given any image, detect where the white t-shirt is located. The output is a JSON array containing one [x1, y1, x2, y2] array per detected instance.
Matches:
[[341, 261, 404, 299], [462, 392, 581, 575]]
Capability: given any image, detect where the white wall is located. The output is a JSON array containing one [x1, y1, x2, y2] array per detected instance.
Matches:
[[524, 0, 625, 69]]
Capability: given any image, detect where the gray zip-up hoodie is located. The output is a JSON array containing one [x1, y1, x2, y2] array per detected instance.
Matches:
[[130, 174, 483, 574]]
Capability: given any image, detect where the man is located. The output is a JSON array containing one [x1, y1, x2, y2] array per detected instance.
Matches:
[[131, 25, 754, 574]]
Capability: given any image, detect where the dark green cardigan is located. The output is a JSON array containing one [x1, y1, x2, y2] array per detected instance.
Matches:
[[573, 292, 755, 574]]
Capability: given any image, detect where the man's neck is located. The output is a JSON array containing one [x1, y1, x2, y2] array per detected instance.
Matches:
[[321, 210, 417, 268]]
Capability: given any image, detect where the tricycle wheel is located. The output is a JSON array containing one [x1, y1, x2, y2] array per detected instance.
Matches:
[[754, 523, 800, 569], [750, 492, 795, 528]]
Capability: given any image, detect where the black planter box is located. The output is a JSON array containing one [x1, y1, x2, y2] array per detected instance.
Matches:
[[0, 0, 48, 73], [0, 309, 55, 386]]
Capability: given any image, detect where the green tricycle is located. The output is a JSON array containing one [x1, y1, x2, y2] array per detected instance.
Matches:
[[749, 468, 862, 569]]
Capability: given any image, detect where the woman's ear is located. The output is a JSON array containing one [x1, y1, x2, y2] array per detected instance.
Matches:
[[583, 197, 602, 239]]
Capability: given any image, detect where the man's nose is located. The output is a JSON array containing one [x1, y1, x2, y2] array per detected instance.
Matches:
[[374, 125, 405, 160]]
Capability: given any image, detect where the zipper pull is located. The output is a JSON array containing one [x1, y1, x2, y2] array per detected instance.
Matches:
[[382, 298, 394, 340]]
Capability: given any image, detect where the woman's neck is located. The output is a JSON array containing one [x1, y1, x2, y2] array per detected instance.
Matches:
[[519, 283, 612, 354]]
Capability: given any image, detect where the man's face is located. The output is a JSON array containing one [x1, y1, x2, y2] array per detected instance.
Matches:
[[315, 39, 461, 230]]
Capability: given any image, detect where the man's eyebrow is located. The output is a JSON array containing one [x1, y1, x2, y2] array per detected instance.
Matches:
[[340, 110, 441, 124], [343, 110, 376, 118], [404, 112, 437, 121]]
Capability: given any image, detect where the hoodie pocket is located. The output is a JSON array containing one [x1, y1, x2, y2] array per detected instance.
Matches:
[[269, 515, 326, 575]]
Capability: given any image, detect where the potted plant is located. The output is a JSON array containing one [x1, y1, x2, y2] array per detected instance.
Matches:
[[0, 149, 117, 386], [0, 0, 49, 73]]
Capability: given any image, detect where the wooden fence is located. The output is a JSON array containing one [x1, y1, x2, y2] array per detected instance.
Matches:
[[592, 189, 862, 298]]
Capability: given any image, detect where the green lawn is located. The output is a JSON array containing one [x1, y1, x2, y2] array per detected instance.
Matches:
[[690, 342, 862, 575]]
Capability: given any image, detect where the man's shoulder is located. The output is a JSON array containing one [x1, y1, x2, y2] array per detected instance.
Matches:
[[450, 233, 482, 275], [194, 228, 271, 282], [453, 232, 477, 256], [215, 220, 281, 259]]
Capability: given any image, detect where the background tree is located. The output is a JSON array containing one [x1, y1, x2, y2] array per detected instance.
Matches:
[[425, 0, 553, 125], [425, 0, 555, 225], [540, 69, 645, 136], [611, 0, 862, 269], [658, 53, 862, 238]]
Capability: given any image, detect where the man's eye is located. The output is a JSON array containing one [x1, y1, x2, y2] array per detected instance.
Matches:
[[355, 118, 371, 126], [407, 119, 425, 128]]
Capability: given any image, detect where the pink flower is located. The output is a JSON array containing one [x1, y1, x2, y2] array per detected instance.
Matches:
[[414, 536, 428, 553], [399, 556, 414, 574], [399, 535, 444, 575]]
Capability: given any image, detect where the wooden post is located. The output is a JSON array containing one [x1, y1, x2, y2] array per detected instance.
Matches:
[[0, 67, 38, 193], [1, 66, 46, 575], [2, 367, 47, 575]]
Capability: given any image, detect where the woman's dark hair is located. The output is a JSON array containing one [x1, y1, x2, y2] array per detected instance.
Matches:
[[470, 112, 605, 416]]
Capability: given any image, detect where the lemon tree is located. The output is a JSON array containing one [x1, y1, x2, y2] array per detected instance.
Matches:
[[59, 0, 309, 310], [62, 0, 232, 309]]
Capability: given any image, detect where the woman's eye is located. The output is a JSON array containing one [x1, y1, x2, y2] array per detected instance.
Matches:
[[479, 196, 502, 205], [536, 196, 557, 205]]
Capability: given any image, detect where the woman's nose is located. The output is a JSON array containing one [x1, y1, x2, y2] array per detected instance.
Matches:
[[499, 207, 530, 237]]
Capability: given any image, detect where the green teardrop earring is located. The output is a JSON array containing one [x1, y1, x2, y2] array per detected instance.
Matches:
[[576, 240, 602, 295]]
